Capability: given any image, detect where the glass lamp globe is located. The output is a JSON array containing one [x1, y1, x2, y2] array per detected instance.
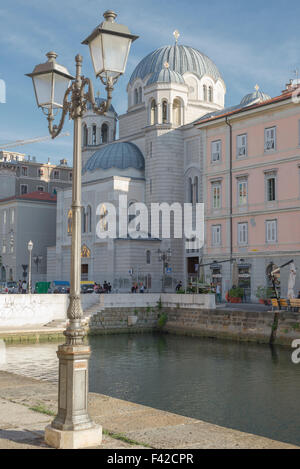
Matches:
[[26, 52, 74, 110], [82, 10, 138, 81]]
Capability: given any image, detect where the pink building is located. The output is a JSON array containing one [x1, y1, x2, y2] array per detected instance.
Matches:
[[195, 82, 300, 301]]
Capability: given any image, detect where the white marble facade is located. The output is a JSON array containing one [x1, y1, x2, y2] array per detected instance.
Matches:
[[48, 43, 226, 291]]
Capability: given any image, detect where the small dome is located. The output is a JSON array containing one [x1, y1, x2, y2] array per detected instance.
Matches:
[[129, 44, 223, 85], [241, 89, 271, 106], [86, 96, 116, 114], [146, 68, 185, 86], [83, 141, 145, 173]]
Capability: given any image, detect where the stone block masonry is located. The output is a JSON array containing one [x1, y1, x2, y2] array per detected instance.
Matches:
[[89, 307, 160, 334], [164, 308, 300, 346]]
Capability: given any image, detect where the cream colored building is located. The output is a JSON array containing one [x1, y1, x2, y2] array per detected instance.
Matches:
[[47, 40, 300, 297]]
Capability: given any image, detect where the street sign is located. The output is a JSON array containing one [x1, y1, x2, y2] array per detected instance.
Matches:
[[166, 267, 172, 274]]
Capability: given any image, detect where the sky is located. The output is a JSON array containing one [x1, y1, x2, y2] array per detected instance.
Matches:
[[0, 0, 300, 164]]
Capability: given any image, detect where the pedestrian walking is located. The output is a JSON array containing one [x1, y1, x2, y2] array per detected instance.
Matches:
[[22, 280, 27, 294]]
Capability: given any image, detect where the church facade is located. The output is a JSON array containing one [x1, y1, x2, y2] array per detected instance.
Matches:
[[47, 40, 300, 299]]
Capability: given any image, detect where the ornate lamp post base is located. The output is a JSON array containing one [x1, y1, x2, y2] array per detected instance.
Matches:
[[44, 343, 102, 449]]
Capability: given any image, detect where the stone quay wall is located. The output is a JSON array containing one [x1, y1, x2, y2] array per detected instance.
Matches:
[[89, 307, 160, 334], [89, 305, 300, 346], [164, 308, 300, 346]]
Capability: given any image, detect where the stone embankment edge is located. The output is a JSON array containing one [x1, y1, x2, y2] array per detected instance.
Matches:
[[1, 308, 300, 347]]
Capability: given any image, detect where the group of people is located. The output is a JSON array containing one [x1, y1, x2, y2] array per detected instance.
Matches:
[[131, 282, 145, 293], [18, 280, 28, 294], [93, 281, 112, 293]]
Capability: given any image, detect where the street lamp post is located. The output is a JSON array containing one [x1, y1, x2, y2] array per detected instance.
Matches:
[[157, 248, 172, 293], [33, 255, 43, 273], [27, 10, 138, 449], [27, 240, 33, 294]]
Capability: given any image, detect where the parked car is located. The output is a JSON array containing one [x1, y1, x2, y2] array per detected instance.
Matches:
[[0, 282, 7, 293], [0, 281, 18, 294], [80, 281, 95, 294], [49, 281, 70, 294]]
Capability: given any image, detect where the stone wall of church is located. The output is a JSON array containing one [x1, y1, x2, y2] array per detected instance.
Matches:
[[119, 108, 147, 139]]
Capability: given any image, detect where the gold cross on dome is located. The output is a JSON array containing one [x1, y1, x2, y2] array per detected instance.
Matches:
[[164, 61, 170, 69], [173, 30, 180, 44], [254, 84, 260, 92]]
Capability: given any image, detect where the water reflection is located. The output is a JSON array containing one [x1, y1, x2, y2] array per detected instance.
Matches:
[[1, 333, 300, 445]]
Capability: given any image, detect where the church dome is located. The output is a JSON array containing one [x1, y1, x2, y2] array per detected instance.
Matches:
[[129, 44, 223, 85], [146, 68, 185, 86], [86, 96, 116, 114], [83, 141, 145, 173], [240, 89, 271, 106]]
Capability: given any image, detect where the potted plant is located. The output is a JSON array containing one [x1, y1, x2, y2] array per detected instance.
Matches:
[[256, 286, 274, 305], [228, 287, 244, 303]]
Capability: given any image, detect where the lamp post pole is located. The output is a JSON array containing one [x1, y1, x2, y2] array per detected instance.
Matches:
[[27, 10, 138, 449], [27, 240, 33, 294], [158, 248, 172, 293]]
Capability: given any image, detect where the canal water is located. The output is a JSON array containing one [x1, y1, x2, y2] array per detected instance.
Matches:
[[1, 333, 300, 446]]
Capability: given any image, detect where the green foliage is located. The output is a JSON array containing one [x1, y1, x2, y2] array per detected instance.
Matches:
[[157, 298, 162, 310], [146, 306, 151, 313], [229, 287, 244, 298], [256, 286, 274, 299], [176, 288, 185, 294], [157, 313, 168, 328], [29, 405, 56, 416]]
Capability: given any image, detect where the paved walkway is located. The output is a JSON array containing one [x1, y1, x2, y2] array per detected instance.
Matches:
[[0, 371, 297, 449]]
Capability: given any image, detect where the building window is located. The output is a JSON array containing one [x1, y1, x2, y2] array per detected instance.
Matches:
[[150, 99, 157, 125], [2, 241, 6, 254], [173, 98, 181, 126], [238, 222, 248, 245], [237, 134, 247, 158], [264, 126, 276, 152], [212, 225, 221, 246], [86, 205, 92, 233], [82, 207, 86, 233], [134, 88, 138, 105], [211, 140, 222, 162], [188, 178, 193, 203], [69, 172, 72, 181], [212, 182, 221, 209], [149, 141, 152, 158], [101, 123, 108, 144], [192, 177, 199, 204], [266, 220, 277, 243], [237, 179, 248, 206], [146, 250, 151, 264], [92, 125, 97, 145], [38, 168, 44, 177], [53, 170, 60, 180], [162, 100, 168, 124], [208, 86, 213, 102], [10, 209, 14, 225], [37, 186, 44, 192], [138, 87, 142, 103], [83, 124, 88, 146], [265, 173, 276, 202], [203, 85, 207, 101], [20, 184, 28, 195], [3, 210, 6, 225], [21, 166, 28, 176]]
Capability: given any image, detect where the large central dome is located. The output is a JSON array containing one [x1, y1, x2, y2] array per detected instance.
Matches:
[[129, 44, 222, 85]]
